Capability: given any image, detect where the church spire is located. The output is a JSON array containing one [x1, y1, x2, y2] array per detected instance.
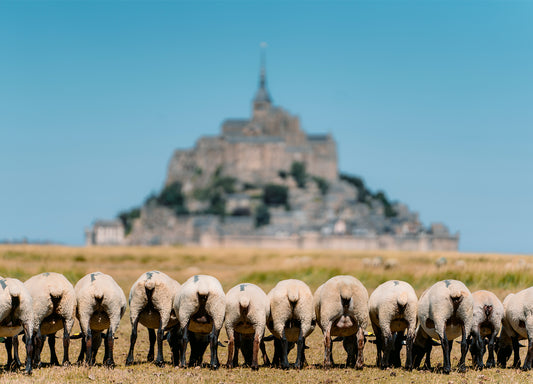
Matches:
[[253, 42, 272, 116], [259, 43, 269, 96]]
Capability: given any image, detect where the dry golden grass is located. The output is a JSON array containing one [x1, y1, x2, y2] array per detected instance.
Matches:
[[0, 244, 532, 383]]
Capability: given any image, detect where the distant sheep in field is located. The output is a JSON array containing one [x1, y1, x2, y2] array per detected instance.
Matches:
[[413, 279, 473, 374], [504, 259, 531, 271], [126, 271, 180, 366], [435, 257, 447, 268], [75, 272, 126, 367], [497, 288, 533, 370], [0, 277, 34, 374], [267, 279, 316, 369], [368, 280, 417, 370], [225, 283, 270, 370], [362, 257, 383, 268], [384, 259, 398, 270], [314, 275, 368, 369], [24, 272, 76, 367], [468, 290, 504, 369], [173, 275, 226, 369]]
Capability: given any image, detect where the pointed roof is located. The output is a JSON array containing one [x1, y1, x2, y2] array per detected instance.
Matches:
[[254, 44, 272, 104]]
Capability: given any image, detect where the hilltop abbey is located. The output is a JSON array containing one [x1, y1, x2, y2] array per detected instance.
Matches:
[[166, 61, 337, 189], [86, 55, 459, 251]]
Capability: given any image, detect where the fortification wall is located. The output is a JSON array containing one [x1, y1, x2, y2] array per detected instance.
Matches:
[[199, 233, 459, 251], [306, 137, 338, 181], [126, 205, 196, 246]]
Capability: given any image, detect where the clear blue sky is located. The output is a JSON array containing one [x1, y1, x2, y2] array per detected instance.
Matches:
[[1, 1, 531, 254]]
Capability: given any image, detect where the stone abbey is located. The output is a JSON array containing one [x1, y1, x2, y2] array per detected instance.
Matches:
[[166, 59, 337, 190], [86, 56, 459, 251]]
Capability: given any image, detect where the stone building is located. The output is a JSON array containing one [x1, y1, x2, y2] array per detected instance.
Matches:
[[85, 220, 125, 246], [165, 59, 338, 188], [85, 53, 460, 251]]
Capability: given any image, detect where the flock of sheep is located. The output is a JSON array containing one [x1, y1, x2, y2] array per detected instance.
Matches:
[[0, 270, 531, 376]]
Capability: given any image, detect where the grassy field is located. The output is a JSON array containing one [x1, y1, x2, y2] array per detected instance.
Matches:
[[0, 244, 532, 383]]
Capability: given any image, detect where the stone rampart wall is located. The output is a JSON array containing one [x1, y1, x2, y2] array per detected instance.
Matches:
[[199, 233, 459, 251]]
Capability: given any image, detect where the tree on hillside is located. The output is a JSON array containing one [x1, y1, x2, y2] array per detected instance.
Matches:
[[340, 173, 371, 203], [263, 184, 289, 207], [157, 182, 188, 214], [255, 204, 270, 227], [118, 208, 141, 235], [373, 190, 397, 217], [290, 161, 307, 188]]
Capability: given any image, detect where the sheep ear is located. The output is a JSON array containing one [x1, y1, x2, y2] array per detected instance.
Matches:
[[332, 336, 343, 342], [431, 339, 441, 346]]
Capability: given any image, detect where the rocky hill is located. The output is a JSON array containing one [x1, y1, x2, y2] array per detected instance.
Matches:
[[85, 62, 459, 251]]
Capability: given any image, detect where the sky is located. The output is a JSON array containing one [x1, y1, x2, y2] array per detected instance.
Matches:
[[1, 1, 531, 254]]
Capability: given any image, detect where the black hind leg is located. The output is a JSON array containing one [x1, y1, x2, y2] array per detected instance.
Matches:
[[48, 334, 60, 366]]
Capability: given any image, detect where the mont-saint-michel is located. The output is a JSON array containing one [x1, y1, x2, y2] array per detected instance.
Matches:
[[86, 60, 459, 251]]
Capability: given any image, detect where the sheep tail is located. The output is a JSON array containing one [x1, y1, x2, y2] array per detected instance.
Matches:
[[49, 285, 64, 300], [145, 280, 156, 300], [450, 289, 464, 309], [145, 279, 156, 291], [288, 286, 299, 305], [339, 284, 352, 301], [94, 287, 104, 303], [239, 296, 250, 315], [197, 280, 210, 297], [397, 292, 408, 312], [8, 283, 21, 309], [239, 295, 250, 309], [8, 283, 21, 298], [49, 287, 63, 310]]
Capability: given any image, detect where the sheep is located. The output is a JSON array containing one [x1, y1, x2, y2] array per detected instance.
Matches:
[[496, 293, 520, 368], [0, 277, 34, 374], [435, 257, 447, 268], [412, 323, 441, 370], [125, 271, 180, 366], [173, 274, 226, 369], [267, 279, 315, 369], [413, 279, 473, 374], [23, 272, 76, 368], [468, 290, 504, 369], [314, 275, 368, 369], [225, 283, 270, 370], [74, 272, 126, 367], [368, 279, 417, 370], [362, 257, 383, 268], [496, 288, 533, 370]]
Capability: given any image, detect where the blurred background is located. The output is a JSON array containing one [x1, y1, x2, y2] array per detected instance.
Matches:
[[1, 1, 531, 254]]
